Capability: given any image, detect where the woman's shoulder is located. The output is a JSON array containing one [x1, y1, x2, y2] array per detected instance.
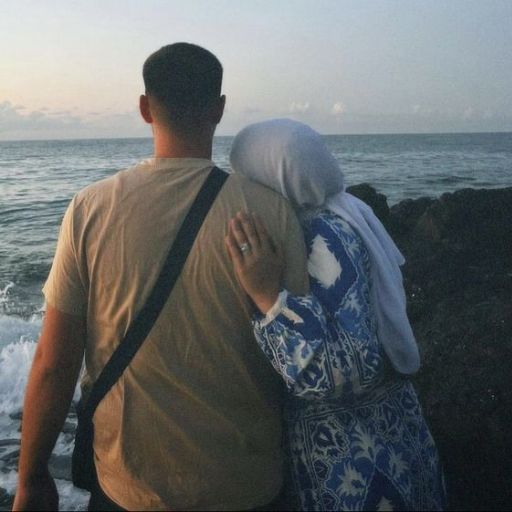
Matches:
[[301, 209, 371, 282], [301, 209, 361, 246]]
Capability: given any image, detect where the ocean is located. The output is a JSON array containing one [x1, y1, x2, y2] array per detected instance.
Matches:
[[0, 132, 511, 509]]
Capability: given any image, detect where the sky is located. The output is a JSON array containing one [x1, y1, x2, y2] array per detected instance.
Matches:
[[1, 0, 511, 140]]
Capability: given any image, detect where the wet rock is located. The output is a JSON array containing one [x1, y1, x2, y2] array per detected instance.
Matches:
[[0, 440, 20, 448], [414, 188, 512, 256], [347, 182, 391, 223], [49, 454, 72, 481], [62, 421, 76, 435], [0, 449, 19, 464], [389, 196, 434, 236], [358, 185, 512, 511], [0, 487, 13, 509]]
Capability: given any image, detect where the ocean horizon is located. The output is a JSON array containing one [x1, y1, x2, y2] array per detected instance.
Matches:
[[1, 129, 512, 143]]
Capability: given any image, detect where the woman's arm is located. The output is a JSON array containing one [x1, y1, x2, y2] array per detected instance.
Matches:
[[226, 211, 341, 398], [252, 289, 343, 398]]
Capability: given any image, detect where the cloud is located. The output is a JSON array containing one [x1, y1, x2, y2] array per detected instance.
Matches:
[[0, 101, 13, 112], [0, 100, 147, 140], [482, 109, 494, 120], [50, 110, 73, 116], [412, 104, 494, 121], [412, 104, 434, 116], [463, 106, 475, 120], [243, 107, 263, 115], [289, 101, 310, 114], [0, 101, 83, 132], [332, 102, 345, 116]]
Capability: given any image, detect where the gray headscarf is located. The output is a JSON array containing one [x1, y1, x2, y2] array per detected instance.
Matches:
[[230, 118, 345, 207]]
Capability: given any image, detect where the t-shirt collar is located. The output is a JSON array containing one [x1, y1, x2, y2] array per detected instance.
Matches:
[[141, 157, 215, 170]]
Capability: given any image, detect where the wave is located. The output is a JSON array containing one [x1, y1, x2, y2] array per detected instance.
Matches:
[[0, 341, 37, 415], [0, 280, 48, 319], [0, 313, 82, 410], [0, 309, 40, 415], [0, 309, 87, 510], [0, 312, 41, 348]]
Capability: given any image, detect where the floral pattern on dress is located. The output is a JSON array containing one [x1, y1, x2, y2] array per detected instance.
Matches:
[[253, 210, 446, 511]]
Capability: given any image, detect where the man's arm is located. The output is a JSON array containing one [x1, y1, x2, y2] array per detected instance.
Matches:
[[13, 304, 86, 511]]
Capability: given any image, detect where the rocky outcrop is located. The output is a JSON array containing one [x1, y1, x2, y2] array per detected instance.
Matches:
[[348, 185, 512, 511]]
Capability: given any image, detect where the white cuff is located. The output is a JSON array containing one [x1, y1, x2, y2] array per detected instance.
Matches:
[[259, 290, 289, 328], [258, 289, 305, 328]]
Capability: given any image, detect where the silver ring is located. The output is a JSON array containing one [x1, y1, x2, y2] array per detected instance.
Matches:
[[239, 242, 251, 254]]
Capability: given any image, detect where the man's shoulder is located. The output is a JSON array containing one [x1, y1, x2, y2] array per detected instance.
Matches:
[[224, 172, 290, 207], [73, 163, 142, 210], [218, 172, 301, 241]]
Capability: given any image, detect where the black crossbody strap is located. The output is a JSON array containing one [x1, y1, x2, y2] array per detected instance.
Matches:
[[83, 166, 228, 418]]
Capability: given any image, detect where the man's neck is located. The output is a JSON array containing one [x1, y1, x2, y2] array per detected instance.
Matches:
[[153, 128, 213, 159]]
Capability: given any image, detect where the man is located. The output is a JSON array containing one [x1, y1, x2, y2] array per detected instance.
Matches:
[[13, 43, 308, 510]]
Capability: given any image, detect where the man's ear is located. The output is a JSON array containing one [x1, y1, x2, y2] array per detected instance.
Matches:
[[139, 94, 153, 124], [211, 95, 226, 124]]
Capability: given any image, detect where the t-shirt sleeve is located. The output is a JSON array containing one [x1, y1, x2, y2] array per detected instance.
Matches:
[[42, 195, 88, 316]]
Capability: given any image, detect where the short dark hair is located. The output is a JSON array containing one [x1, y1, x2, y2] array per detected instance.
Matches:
[[143, 43, 223, 132]]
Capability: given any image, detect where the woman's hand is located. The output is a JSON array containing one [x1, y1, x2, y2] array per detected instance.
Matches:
[[225, 211, 284, 314]]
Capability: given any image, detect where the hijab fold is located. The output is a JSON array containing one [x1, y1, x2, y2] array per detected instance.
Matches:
[[230, 118, 420, 375]]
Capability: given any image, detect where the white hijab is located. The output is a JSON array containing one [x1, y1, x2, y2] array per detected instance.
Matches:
[[230, 118, 420, 375]]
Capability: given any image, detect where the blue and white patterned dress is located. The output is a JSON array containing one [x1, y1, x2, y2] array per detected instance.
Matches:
[[253, 210, 446, 511]]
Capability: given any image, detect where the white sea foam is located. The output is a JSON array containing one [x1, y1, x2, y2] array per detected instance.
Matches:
[[0, 312, 81, 410], [55, 479, 90, 511], [0, 309, 41, 415], [0, 313, 41, 350], [0, 340, 37, 415], [0, 282, 15, 303], [0, 310, 86, 509], [0, 470, 17, 495]]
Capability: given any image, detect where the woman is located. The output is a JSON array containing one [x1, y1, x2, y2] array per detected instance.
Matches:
[[225, 119, 446, 511]]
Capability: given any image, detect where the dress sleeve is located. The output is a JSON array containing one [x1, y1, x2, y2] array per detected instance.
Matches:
[[253, 289, 341, 399], [253, 212, 382, 400]]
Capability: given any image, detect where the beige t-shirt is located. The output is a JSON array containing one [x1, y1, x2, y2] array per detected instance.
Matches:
[[43, 158, 308, 511]]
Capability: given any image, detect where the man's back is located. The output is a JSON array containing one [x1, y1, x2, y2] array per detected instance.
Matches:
[[43, 157, 308, 510]]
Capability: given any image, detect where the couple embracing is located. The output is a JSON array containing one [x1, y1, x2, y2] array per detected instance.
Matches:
[[14, 43, 445, 511]]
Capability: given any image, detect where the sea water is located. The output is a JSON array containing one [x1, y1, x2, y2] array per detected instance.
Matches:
[[0, 132, 511, 509]]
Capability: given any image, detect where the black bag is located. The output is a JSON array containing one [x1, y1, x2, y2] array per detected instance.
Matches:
[[72, 166, 228, 491]]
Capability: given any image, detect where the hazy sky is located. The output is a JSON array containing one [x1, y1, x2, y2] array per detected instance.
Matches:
[[1, 0, 511, 139]]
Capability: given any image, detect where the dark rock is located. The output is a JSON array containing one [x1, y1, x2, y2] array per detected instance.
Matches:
[[68, 403, 78, 418], [346, 183, 391, 223], [415, 188, 512, 255], [0, 449, 19, 463], [0, 440, 20, 448], [382, 186, 512, 511], [49, 454, 72, 481], [389, 196, 434, 236], [62, 421, 76, 435], [0, 487, 13, 509], [8, 412, 22, 421]]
